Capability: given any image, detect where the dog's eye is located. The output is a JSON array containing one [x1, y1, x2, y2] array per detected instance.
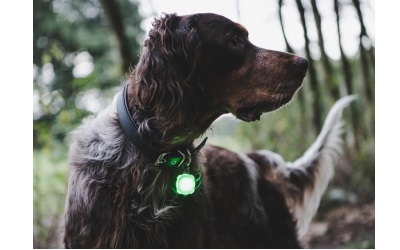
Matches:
[[229, 37, 241, 47]]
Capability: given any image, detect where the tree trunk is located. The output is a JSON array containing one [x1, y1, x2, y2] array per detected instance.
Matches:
[[334, 0, 360, 150], [295, 0, 323, 131], [278, 0, 307, 124], [334, 0, 354, 96], [310, 0, 340, 99], [99, 0, 134, 74], [352, 0, 374, 102], [278, 0, 294, 54]]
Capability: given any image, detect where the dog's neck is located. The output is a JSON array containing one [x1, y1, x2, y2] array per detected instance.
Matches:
[[119, 84, 214, 161], [124, 82, 222, 154]]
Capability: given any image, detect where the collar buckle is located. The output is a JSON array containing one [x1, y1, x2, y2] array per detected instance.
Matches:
[[154, 137, 207, 168]]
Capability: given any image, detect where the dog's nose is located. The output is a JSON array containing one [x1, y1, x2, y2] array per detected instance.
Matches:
[[293, 57, 308, 73]]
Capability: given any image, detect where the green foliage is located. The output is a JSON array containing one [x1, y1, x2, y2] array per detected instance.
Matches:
[[33, 0, 143, 149], [348, 137, 375, 202], [235, 97, 317, 161], [33, 148, 69, 248], [351, 239, 375, 249]]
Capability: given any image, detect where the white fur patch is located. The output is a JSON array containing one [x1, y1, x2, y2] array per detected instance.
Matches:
[[237, 153, 266, 220]]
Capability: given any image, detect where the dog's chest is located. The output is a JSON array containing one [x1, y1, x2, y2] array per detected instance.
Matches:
[[126, 188, 213, 248]]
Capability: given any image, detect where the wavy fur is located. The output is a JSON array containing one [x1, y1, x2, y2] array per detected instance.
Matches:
[[131, 13, 204, 145]]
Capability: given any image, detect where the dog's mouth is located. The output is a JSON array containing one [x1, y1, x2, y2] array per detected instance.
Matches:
[[233, 94, 294, 122], [235, 106, 265, 122]]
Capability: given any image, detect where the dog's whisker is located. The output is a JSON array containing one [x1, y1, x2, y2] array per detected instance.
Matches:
[[272, 82, 282, 97]]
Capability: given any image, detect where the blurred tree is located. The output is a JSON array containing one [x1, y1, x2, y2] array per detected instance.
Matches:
[[33, 0, 143, 149], [334, 0, 361, 149], [310, 0, 340, 100], [99, 0, 136, 72], [334, 0, 354, 97], [278, 0, 294, 54], [277, 0, 307, 125], [352, 0, 374, 103], [295, 0, 323, 131]]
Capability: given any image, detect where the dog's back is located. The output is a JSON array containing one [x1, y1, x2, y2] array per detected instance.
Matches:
[[63, 95, 354, 248]]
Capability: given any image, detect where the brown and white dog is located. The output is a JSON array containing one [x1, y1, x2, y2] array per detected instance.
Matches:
[[63, 13, 355, 248]]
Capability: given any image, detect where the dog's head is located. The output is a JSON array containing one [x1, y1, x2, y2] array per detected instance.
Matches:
[[130, 13, 307, 143]]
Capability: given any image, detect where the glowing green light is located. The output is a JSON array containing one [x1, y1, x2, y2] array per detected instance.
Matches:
[[166, 156, 183, 167], [175, 174, 196, 195]]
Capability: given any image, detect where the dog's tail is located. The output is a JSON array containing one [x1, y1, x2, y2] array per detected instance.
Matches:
[[286, 95, 357, 238], [250, 95, 356, 238]]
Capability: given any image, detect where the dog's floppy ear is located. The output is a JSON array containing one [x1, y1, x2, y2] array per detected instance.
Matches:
[[133, 13, 202, 121]]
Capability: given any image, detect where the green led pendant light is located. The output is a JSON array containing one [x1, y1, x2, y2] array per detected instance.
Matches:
[[153, 138, 208, 196], [175, 174, 196, 195]]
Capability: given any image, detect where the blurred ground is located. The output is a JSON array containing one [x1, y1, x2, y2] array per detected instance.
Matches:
[[302, 201, 375, 249]]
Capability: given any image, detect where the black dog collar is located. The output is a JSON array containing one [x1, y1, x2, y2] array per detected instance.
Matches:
[[116, 84, 207, 163], [116, 84, 156, 158]]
